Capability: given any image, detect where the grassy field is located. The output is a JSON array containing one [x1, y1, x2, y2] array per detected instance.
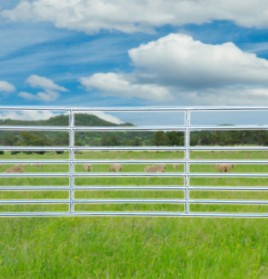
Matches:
[[0, 150, 268, 278]]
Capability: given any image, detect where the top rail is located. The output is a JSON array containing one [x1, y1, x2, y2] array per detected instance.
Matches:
[[0, 106, 268, 112], [1, 106, 268, 111]]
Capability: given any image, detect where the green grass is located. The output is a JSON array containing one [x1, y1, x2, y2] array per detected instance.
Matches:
[[0, 150, 268, 278], [0, 218, 268, 278]]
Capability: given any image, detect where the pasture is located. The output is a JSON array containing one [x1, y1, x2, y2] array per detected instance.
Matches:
[[0, 150, 268, 278]]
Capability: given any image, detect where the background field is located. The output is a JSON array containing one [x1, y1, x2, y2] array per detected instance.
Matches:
[[0, 150, 268, 278]]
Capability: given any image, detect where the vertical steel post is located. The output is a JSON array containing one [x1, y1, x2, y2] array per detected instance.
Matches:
[[184, 109, 191, 214], [69, 110, 75, 214]]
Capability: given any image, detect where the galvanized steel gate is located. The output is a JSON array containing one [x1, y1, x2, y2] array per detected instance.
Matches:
[[0, 106, 268, 217]]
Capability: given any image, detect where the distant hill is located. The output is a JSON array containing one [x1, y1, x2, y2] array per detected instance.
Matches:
[[0, 113, 129, 127], [0, 113, 151, 148]]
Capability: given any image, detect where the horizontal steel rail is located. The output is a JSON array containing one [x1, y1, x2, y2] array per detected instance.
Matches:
[[73, 186, 186, 191], [0, 185, 268, 191], [0, 211, 267, 218], [0, 173, 69, 177], [0, 186, 70, 191], [189, 146, 268, 151], [188, 186, 268, 191], [191, 125, 268, 131], [74, 146, 185, 151], [0, 160, 70, 164], [190, 199, 268, 205], [74, 172, 184, 177], [2, 105, 268, 111], [74, 126, 185, 131], [0, 126, 69, 131], [189, 159, 268, 164], [0, 198, 184, 204], [74, 199, 185, 204], [2, 172, 264, 178], [0, 146, 69, 151], [0, 199, 69, 204], [190, 173, 268, 177], [72, 159, 185, 164], [0, 106, 268, 217]]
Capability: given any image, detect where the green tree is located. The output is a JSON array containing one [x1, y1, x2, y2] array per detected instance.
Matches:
[[166, 132, 184, 146], [153, 131, 168, 146], [101, 134, 121, 146], [19, 132, 48, 154]]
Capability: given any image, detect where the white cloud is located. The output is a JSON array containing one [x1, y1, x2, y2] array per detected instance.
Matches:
[[177, 87, 268, 106], [91, 112, 123, 124], [2, 0, 268, 33], [0, 80, 15, 93], [80, 72, 172, 101], [129, 33, 268, 89], [0, 110, 60, 121], [18, 91, 36, 101], [26, 74, 67, 92], [18, 75, 67, 102], [0, 109, 123, 124], [19, 90, 59, 102], [81, 33, 268, 105]]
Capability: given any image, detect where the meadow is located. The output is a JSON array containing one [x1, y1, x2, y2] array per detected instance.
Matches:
[[0, 150, 268, 278]]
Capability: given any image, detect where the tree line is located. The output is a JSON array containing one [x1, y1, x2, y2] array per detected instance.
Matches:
[[0, 130, 268, 155], [0, 114, 268, 153]]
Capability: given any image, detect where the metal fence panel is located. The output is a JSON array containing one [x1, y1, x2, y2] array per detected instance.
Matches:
[[0, 106, 268, 217]]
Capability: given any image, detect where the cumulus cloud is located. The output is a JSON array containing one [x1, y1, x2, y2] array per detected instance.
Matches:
[[0, 110, 60, 121], [80, 72, 172, 101], [0, 109, 123, 124], [19, 75, 67, 102], [177, 87, 268, 106], [80, 33, 268, 105], [0, 80, 15, 93], [26, 75, 67, 92], [129, 33, 268, 89], [19, 90, 59, 102], [2, 0, 268, 33]]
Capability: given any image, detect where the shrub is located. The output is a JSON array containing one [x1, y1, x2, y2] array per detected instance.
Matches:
[[35, 151, 46, 155], [11, 151, 20, 155]]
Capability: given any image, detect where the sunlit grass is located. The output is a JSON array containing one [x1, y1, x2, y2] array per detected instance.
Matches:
[[0, 217, 267, 278], [0, 150, 268, 278]]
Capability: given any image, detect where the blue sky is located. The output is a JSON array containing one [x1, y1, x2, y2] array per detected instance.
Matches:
[[1, 0, 268, 117]]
